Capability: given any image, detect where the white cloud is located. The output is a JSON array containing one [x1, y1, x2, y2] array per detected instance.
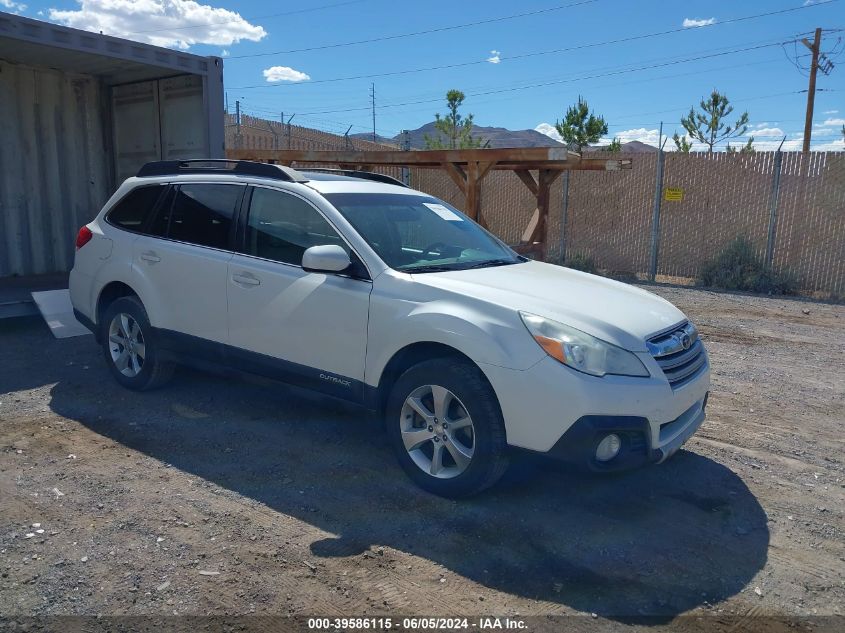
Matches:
[[47, 0, 267, 50], [823, 110, 838, 114], [535, 123, 562, 142], [220, 49, 229, 57], [1, 0, 28, 13], [749, 127, 784, 138], [263, 65, 310, 83], [751, 139, 803, 151], [487, 50, 501, 64], [592, 127, 663, 147], [812, 138, 845, 151], [683, 17, 716, 28], [823, 118, 845, 126]]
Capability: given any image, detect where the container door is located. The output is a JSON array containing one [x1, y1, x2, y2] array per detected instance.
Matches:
[[159, 75, 208, 161], [112, 81, 160, 185], [112, 76, 209, 187]]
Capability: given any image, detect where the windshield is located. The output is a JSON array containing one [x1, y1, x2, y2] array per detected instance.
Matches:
[[323, 193, 523, 272]]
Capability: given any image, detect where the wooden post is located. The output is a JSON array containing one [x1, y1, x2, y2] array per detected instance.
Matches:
[[516, 169, 560, 261], [444, 161, 494, 228], [466, 161, 480, 222], [443, 162, 467, 192], [535, 170, 554, 261]]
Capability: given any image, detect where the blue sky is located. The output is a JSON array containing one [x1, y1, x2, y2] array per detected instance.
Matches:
[[7, 0, 845, 149]]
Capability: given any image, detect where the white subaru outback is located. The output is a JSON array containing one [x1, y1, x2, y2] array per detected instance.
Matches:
[[70, 160, 710, 497]]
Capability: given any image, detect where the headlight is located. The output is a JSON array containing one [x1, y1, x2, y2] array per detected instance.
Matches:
[[519, 312, 649, 377]]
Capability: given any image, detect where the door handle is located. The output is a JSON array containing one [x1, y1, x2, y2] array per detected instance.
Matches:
[[232, 272, 260, 287], [140, 251, 161, 263]]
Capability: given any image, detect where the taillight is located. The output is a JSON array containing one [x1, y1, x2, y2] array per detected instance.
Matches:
[[76, 226, 93, 250]]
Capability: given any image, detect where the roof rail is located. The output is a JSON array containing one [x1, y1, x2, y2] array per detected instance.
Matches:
[[137, 159, 308, 183], [300, 168, 409, 188]]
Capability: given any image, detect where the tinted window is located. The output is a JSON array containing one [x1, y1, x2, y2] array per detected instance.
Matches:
[[246, 188, 347, 265], [107, 186, 164, 231], [147, 187, 175, 238], [164, 184, 241, 249]]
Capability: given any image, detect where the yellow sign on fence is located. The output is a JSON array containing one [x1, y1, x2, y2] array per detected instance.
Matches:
[[664, 187, 685, 202]]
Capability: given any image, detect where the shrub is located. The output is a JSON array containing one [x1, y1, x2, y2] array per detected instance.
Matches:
[[565, 252, 598, 274], [697, 236, 796, 295]]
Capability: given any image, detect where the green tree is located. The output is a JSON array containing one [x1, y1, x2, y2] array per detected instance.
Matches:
[[726, 137, 755, 154], [672, 132, 693, 153], [605, 137, 623, 153], [423, 90, 484, 149], [679, 89, 749, 153], [841, 125, 845, 141], [555, 96, 608, 152]]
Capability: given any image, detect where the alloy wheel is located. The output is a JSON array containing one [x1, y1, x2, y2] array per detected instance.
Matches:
[[399, 384, 475, 479], [108, 313, 145, 378]]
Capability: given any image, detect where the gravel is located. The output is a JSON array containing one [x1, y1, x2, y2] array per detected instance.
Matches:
[[0, 285, 843, 623]]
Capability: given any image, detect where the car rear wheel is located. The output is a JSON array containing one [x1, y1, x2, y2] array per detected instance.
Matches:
[[385, 358, 509, 497], [101, 296, 174, 391]]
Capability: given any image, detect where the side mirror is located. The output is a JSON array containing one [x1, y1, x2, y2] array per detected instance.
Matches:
[[301, 244, 351, 273]]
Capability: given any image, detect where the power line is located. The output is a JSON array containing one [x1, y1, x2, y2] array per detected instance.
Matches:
[[294, 40, 796, 116], [227, 0, 600, 60], [126, 0, 369, 35], [360, 57, 803, 126], [230, 2, 838, 89], [243, 49, 795, 120]]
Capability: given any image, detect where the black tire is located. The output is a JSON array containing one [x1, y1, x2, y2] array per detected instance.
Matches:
[[100, 295, 175, 391], [385, 357, 509, 498]]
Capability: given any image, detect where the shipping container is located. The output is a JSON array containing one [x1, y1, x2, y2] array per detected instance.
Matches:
[[0, 10, 224, 283]]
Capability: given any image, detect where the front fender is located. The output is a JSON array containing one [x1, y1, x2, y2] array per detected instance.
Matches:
[[365, 276, 545, 387]]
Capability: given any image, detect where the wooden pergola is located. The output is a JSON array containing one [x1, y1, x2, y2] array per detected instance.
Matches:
[[226, 147, 631, 260]]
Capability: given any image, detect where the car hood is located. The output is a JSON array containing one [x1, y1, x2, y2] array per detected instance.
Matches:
[[412, 260, 687, 352]]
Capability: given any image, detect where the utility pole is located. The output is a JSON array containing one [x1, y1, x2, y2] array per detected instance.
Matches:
[[401, 130, 410, 185], [801, 28, 822, 153], [235, 100, 241, 149], [286, 113, 295, 149], [370, 83, 376, 143]]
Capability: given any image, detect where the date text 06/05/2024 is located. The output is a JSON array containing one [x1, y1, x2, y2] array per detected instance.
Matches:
[[307, 617, 528, 630]]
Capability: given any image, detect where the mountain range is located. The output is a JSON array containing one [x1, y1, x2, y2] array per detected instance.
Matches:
[[352, 122, 657, 152]]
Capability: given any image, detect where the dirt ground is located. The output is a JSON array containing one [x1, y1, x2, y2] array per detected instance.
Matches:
[[0, 285, 843, 630]]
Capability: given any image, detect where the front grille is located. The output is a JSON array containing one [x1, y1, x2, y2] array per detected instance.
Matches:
[[647, 322, 707, 388]]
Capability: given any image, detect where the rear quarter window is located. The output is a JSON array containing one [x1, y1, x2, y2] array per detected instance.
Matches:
[[106, 185, 166, 231]]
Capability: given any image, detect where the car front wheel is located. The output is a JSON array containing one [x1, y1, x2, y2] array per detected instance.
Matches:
[[385, 358, 509, 497]]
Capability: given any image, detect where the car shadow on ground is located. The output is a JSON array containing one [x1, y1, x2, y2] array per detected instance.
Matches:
[[3, 319, 769, 620]]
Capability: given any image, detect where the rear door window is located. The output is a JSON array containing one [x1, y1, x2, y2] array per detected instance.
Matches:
[[157, 184, 243, 250], [106, 185, 166, 232]]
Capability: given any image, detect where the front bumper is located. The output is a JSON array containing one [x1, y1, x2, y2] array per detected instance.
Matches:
[[478, 348, 710, 469], [544, 395, 707, 471]]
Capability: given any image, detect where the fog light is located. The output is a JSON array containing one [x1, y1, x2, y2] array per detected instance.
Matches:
[[595, 433, 622, 462]]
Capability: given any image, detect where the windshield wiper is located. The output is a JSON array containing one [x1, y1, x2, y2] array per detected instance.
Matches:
[[402, 259, 520, 273], [401, 264, 463, 273], [456, 258, 520, 270]]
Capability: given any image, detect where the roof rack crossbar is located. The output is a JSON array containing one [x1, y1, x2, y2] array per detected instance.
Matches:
[[137, 159, 308, 183], [300, 168, 409, 188]]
